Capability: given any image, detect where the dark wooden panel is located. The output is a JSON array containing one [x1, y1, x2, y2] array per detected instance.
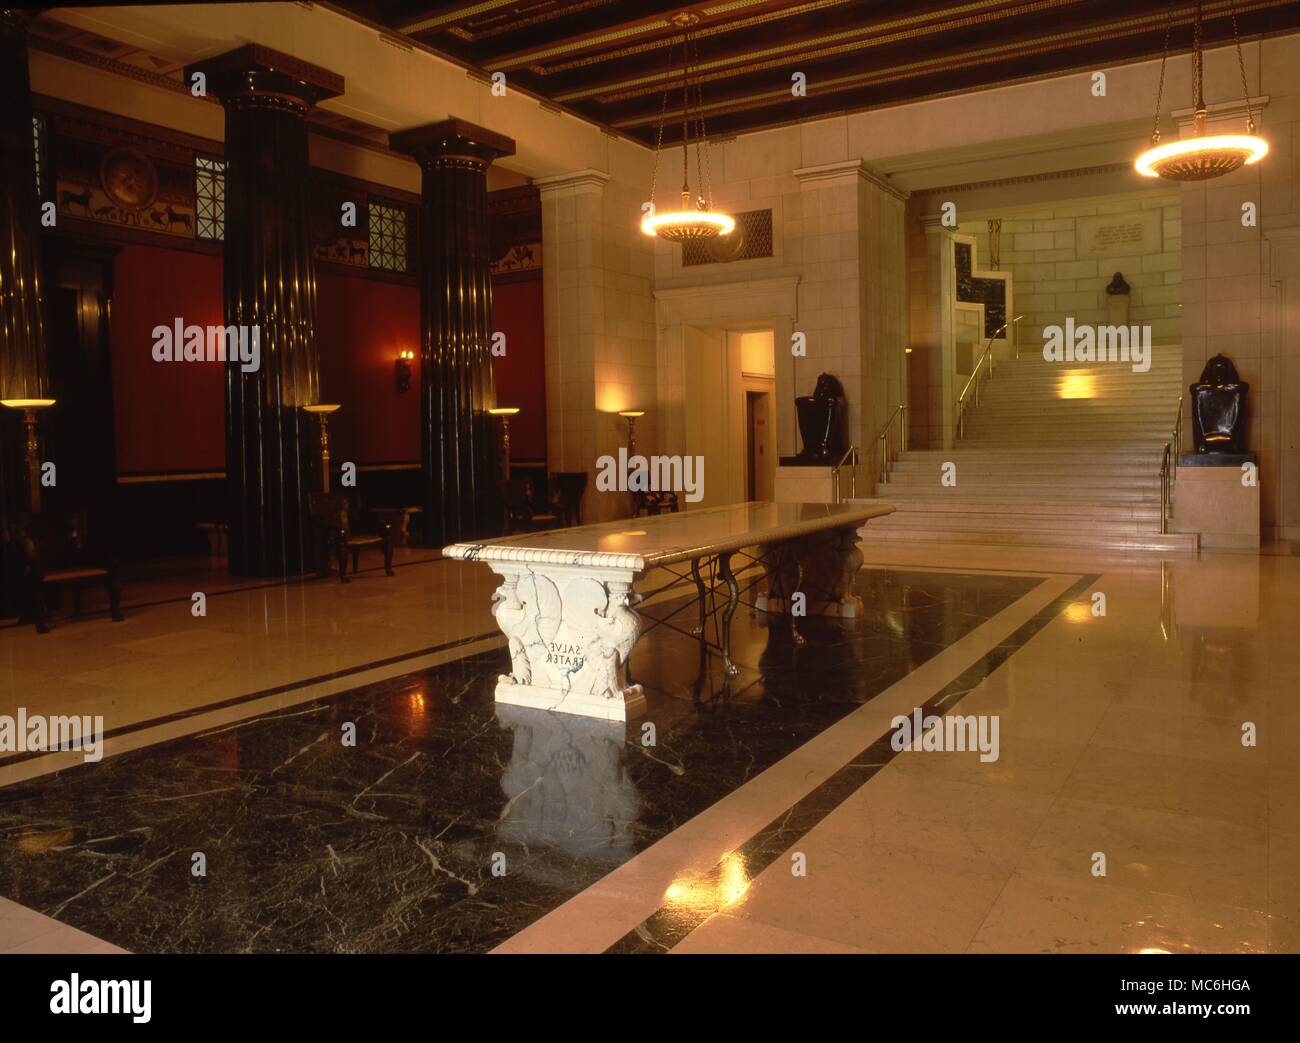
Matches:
[[115, 476, 226, 560]]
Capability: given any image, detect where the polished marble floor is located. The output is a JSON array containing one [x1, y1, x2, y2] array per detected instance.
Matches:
[[0, 566, 1034, 953], [1, 541, 1298, 953]]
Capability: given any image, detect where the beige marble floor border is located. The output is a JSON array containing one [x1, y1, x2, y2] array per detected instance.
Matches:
[[0, 634, 507, 790], [0, 896, 126, 955], [0, 564, 719, 790], [494, 568, 1083, 953]]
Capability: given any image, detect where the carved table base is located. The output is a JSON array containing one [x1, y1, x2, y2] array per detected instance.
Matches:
[[753, 522, 865, 619], [488, 562, 646, 721]]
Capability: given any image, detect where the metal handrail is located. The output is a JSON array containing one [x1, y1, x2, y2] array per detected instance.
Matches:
[[874, 403, 908, 485], [830, 444, 859, 504], [954, 315, 1023, 441], [1159, 395, 1184, 534]]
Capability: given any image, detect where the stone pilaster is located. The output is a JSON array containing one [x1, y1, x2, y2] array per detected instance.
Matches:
[[535, 169, 657, 523], [907, 211, 958, 450], [793, 160, 908, 466]]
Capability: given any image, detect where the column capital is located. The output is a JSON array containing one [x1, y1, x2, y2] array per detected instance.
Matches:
[[533, 168, 612, 195], [184, 44, 343, 110], [390, 118, 515, 172], [794, 159, 907, 201]]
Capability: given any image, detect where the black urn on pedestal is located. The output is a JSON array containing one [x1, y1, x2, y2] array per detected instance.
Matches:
[[1190, 355, 1249, 456], [794, 373, 846, 464]]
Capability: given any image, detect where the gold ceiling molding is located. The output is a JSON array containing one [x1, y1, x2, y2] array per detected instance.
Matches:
[[445, 0, 611, 43], [399, 0, 520, 35], [611, 0, 1289, 129], [580, 0, 1074, 106]]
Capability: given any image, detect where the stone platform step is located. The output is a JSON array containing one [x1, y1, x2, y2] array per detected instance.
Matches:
[[855, 517, 1197, 553], [860, 497, 1163, 520]]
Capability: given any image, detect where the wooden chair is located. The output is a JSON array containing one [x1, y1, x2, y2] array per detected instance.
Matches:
[[632, 489, 681, 516], [551, 471, 588, 527], [502, 478, 561, 534], [308, 492, 394, 583], [7, 511, 123, 635]]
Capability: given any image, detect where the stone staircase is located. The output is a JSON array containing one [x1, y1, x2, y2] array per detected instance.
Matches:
[[857, 346, 1198, 551]]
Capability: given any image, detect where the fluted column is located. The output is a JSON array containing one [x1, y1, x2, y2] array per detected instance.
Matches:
[[390, 119, 515, 546], [185, 46, 342, 577], [0, 12, 47, 617]]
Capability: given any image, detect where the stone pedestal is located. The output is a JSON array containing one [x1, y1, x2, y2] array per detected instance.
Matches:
[[774, 464, 836, 503], [1106, 291, 1131, 327], [1172, 459, 1260, 550], [753, 522, 865, 618], [489, 563, 645, 721], [390, 119, 515, 546], [185, 45, 342, 577]]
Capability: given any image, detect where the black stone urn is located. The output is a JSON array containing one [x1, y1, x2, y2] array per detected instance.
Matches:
[[794, 372, 846, 464], [1190, 354, 1249, 455]]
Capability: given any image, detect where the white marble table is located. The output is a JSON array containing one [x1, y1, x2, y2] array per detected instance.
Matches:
[[444, 501, 895, 721]]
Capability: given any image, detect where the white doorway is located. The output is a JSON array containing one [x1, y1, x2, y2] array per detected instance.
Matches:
[[681, 326, 775, 507]]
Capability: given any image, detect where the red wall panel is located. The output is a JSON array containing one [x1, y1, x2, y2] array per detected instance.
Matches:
[[315, 270, 420, 466], [492, 278, 546, 460], [111, 245, 224, 474]]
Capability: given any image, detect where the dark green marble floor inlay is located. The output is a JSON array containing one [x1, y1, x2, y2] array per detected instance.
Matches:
[[0, 568, 1040, 953]]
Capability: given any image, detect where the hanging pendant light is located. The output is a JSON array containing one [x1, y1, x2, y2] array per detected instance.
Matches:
[[1136, 0, 1268, 181], [641, 11, 734, 241]]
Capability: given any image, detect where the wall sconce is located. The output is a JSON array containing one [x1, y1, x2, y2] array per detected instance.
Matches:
[[489, 406, 519, 480], [1, 398, 56, 512], [395, 350, 414, 393], [618, 410, 645, 455], [303, 403, 341, 493]]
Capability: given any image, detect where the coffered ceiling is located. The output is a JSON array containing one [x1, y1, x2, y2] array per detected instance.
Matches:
[[332, 0, 1300, 144]]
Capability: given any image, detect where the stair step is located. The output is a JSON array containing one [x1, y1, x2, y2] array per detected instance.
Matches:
[[882, 481, 1160, 494], [866, 514, 1162, 535], [890, 462, 1159, 475], [857, 524, 1197, 552], [858, 498, 1162, 519]]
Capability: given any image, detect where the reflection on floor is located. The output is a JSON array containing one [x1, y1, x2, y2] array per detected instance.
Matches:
[[0, 568, 1034, 953]]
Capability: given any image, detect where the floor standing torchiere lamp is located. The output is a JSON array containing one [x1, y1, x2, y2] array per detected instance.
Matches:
[[303, 404, 341, 494], [489, 407, 519, 481], [1, 398, 56, 512], [618, 410, 645, 455]]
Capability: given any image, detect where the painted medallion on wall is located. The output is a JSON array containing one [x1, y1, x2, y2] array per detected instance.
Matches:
[[100, 147, 159, 211], [51, 114, 197, 239]]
